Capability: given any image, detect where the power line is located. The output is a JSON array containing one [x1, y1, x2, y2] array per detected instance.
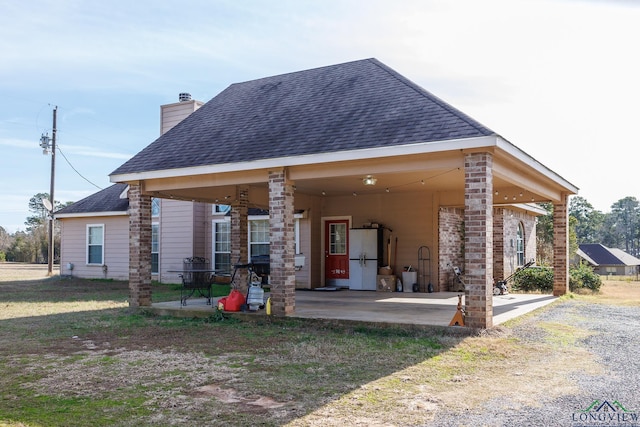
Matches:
[[56, 145, 103, 190]]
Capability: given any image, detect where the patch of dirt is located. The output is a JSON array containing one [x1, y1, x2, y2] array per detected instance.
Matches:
[[192, 384, 286, 409]]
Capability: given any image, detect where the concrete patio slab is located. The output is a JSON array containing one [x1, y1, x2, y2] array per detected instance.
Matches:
[[149, 290, 558, 328]]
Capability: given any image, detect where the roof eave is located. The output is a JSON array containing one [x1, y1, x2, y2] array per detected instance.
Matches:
[[55, 211, 128, 219], [111, 135, 499, 183], [496, 136, 579, 194]]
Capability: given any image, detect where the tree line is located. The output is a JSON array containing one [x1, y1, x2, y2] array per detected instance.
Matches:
[[536, 195, 640, 265], [0, 193, 71, 263]]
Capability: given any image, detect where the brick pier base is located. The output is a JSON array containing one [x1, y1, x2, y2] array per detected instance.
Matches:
[[231, 185, 249, 293], [463, 153, 493, 329], [268, 169, 296, 316], [128, 183, 152, 307], [553, 194, 569, 296]]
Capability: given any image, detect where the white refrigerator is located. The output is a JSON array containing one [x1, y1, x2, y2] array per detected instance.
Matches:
[[349, 229, 379, 290]]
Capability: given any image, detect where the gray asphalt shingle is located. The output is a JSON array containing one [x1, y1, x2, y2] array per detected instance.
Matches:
[[55, 183, 129, 215], [578, 243, 640, 266], [111, 58, 495, 176]]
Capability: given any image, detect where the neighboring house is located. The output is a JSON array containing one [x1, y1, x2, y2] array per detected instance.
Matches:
[[576, 243, 640, 276], [108, 58, 578, 328]]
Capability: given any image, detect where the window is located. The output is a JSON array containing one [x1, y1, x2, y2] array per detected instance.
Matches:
[[87, 224, 104, 265], [151, 198, 160, 217], [329, 222, 347, 255], [516, 222, 525, 267], [213, 216, 302, 269], [249, 219, 270, 257], [213, 219, 231, 273], [151, 223, 159, 274], [213, 204, 231, 214]]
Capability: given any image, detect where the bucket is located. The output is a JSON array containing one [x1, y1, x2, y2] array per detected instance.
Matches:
[[246, 283, 264, 311], [402, 271, 417, 292]]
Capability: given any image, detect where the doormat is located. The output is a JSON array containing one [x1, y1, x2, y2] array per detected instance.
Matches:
[[314, 287, 342, 291]]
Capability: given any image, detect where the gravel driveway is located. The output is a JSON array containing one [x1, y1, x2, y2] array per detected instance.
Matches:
[[433, 300, 640, 427]]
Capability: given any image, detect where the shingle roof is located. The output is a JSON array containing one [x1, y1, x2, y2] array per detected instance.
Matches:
[[111, 58, 495, 176], [577, 243, 640, 266], [55, 183, 129, 215], [54, 184, 271, 215]]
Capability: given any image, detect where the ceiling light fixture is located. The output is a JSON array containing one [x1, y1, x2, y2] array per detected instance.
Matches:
[[362, 175, 377, 186]]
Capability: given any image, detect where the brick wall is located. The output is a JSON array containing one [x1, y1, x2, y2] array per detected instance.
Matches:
[[495, 208, 537, 284], [438, 207, 465, 291]]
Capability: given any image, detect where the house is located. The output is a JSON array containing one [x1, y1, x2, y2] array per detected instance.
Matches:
[[108, 58, 578, 328], [576, 243, 640, 276]]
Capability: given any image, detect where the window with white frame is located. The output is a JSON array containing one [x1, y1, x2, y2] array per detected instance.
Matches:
[[213, 216, 301, 268], [87, 224, 104, 265], [212, 219, 231, 273], [249, 219, 270, 258], [150, 198, 160, 274], [516, 222, 525, 267], [151, 223, 159, 274]]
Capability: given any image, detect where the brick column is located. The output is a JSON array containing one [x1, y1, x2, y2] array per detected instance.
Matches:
[[553, 194, 569, 296], [128, 183, 152, 307], [231, 185, 249, 293], [464, 152, 494, 329], [492, 208, 505, 283], [268, 168, 296, 316]]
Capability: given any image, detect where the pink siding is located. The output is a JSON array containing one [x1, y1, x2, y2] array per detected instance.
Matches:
[[58, 215, 129, 280], [193, 202, 207, 258], [295, 217, 311, 288], [157, 199, 197, 283]]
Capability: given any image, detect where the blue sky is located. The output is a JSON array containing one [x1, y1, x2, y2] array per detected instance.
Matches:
[[1, 0, 639, 232]]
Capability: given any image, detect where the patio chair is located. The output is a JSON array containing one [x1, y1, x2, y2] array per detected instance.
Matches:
[[179, 257, 213, 306]]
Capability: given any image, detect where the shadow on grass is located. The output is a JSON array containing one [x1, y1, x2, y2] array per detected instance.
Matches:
[[0, 273, 469, 426]]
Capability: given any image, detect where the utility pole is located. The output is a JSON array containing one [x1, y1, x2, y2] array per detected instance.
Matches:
[[40, 106, 57, 276]]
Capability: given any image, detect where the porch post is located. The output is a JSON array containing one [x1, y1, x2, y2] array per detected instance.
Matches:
[[464, 152, 494, 329], [231, 185, 249, 293], [268, 168, 296, 316], [493, 207, 505, 283], [553, 194, 569, 296], [128, 182, 152, 307]]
